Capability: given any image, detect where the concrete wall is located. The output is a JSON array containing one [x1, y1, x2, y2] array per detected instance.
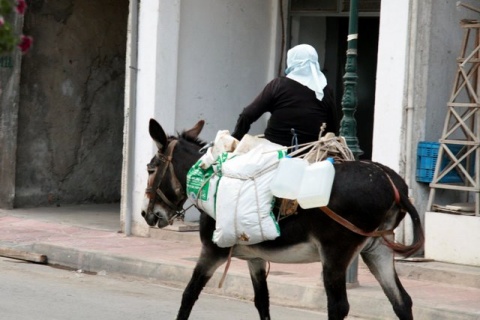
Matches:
[[374, 0, 474, 192], [14, 0, 128, 207], [412, 0, 479, 210], [0, 14, 23, 209], [175, 0, 280, 139], [128, 0, 282, 235], [374, 0, 479, 243]]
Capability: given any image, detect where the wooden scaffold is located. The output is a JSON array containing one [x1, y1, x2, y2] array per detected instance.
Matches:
[[427, 6, 480, 217]]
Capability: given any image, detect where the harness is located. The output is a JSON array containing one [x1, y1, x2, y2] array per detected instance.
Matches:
[[320, 169, 400, 238], [145, 139, 191, 224]]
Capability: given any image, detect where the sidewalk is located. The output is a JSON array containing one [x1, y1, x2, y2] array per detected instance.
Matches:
[[1, 204, 479, 319]]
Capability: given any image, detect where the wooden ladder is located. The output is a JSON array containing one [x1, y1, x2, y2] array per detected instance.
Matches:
[[427, 20, 480, 217]]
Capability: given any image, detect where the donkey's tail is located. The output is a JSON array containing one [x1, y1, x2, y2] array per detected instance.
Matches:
[[382, 184, 425, 258]]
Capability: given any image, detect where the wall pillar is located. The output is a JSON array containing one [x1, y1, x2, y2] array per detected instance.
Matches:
[[0, 15, 23, 209], [122, 0, 181, 236]]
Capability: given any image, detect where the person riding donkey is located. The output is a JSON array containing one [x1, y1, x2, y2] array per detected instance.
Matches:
[[232, 44, 338, 149]]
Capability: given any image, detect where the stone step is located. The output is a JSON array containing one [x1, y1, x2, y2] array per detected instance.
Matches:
[[395, 259, 480, 290]]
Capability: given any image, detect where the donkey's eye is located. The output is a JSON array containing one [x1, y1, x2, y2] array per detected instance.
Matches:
[[147, 164, 155, 174]]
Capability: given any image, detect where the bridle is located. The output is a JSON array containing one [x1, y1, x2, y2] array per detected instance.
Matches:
[[145, 139, 191, 224]]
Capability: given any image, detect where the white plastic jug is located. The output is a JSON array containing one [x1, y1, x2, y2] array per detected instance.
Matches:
[[297, 158, 335, 209], [270, 156, 308, 199]]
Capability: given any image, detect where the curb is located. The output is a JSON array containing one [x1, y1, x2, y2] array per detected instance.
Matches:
[[4, 241, 479, 320]]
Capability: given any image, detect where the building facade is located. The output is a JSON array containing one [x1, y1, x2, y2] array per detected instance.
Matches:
[[122, 0, 480, 265], [1, 0, 478, 266]]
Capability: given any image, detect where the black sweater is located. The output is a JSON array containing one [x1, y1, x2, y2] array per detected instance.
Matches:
[[232, 77, 338, 147]]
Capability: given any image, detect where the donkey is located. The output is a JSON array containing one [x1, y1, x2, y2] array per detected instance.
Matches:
[[142, 119, 424, 320]]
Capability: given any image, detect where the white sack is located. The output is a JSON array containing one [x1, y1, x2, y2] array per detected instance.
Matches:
[[213, 140, 284, 247]]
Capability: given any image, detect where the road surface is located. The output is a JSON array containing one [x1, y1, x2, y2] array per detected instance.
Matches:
[[0, 256, 331, 319]]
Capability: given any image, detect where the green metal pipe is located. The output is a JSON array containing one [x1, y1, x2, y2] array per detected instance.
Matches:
[[340, 0, 363, 159], [341, 0, 362, 285]]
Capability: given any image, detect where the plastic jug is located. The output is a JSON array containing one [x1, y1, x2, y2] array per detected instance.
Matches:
[[270, 156, 308, 199], [297, 158, 335, 209]]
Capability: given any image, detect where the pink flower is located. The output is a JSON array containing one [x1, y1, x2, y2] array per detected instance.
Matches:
[[16, 0, 27, 14], [18, 35, 33, 53], [0, 16, 4, 27]]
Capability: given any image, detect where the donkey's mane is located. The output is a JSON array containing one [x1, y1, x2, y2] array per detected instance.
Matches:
[[175, 131, 207, 147]]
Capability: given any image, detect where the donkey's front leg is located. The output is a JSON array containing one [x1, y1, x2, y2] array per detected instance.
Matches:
[[321, 246, 355, 320], [322, 263, 349, 320], [176, 245, 230, 320], [248, 258, 271, 320]]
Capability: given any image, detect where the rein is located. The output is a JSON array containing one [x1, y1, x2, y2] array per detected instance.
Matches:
[[146, 139, 191, 223]]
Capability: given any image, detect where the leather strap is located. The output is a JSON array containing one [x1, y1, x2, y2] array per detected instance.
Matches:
[[320, 206, 394, 237], [317, 161, 400, 237]]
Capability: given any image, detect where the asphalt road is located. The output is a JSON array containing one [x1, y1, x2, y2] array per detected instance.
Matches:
[[0, 256, 329, 320]]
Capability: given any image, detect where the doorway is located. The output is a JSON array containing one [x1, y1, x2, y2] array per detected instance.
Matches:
[[289, 14, 380, 160]]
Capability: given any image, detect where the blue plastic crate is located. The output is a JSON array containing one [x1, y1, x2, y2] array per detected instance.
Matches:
[[416, 141, 465, 183]]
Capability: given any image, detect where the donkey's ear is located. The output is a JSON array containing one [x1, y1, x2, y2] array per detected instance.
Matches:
[[149, 119, 168, 151], [184, 120, 205, 140]]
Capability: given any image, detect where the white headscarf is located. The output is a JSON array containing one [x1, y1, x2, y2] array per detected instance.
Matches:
[[285, 44, 327, 101]]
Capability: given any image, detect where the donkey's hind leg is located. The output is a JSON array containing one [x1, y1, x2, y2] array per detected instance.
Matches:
[[360, 237, 413, 320], [248, 258, 271, 320], [176, 245, 230, 320]]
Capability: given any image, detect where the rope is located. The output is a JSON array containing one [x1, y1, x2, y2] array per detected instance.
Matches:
[[252, 176, 266, 241], [217, 249, 271, 289], [218, 247, 234, 288], [221, 161, 278, 180], [290, 133, 355, 163], [260, 134, 355, 163]]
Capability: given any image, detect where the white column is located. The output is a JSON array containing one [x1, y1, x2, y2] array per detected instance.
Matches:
[[373, 0, 412, 244], [122, 0, 181, 236], [120, 0, 139, 235], [372, 0, 411, 172]]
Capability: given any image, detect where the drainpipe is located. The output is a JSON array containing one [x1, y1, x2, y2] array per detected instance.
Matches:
[[402, 0, 419, 245], [121, 0, 139, 236]]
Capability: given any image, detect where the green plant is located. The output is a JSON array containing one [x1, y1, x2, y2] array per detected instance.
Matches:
[[0, 0, 32, 54]]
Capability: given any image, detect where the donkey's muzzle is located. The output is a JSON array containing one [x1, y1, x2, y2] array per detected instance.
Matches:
[[142, 210, 169, 228]]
